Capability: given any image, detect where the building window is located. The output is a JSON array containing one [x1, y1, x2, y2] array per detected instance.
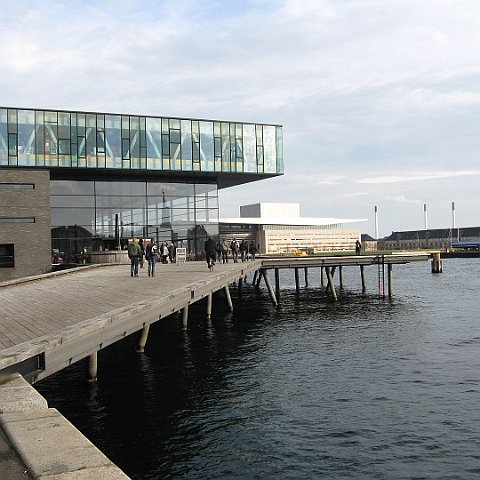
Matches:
[[0, 244, 14, 268], [0, 217, 35, 223], [0, 183, 34, 189]]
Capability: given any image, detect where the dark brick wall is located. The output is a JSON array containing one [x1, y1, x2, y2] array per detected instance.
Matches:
[[0, 169, 51, 281]]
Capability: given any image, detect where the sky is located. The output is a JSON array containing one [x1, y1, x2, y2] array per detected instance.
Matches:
[[1, 0, 480, 238]]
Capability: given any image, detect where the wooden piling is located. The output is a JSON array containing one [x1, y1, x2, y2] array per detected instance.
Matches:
[[304, 267, 309, 287], [320, 266, 324, 287], [339, 266, 344, 289], [388, 264, 393, 298]]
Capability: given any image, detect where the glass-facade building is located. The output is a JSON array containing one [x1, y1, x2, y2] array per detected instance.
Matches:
[[0, 107, 283, 258]]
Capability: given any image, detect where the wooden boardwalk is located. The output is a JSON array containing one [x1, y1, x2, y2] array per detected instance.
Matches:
[[0, 253, 430, 383], [0, 260, 259, 383]]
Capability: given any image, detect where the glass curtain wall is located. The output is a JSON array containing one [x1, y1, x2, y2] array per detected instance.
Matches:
[[1, 107, 283, 174], [50, 180, 219, 261]]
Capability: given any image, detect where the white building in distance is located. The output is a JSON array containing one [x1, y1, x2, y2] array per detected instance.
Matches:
[[219, 203, 366, 254]]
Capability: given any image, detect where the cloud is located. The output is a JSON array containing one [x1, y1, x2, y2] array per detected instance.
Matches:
[[385, 195, 422, 205], [357, 170, 480, 185]]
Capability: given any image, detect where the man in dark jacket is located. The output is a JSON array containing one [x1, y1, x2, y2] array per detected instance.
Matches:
[[205, 235, 216, 270]]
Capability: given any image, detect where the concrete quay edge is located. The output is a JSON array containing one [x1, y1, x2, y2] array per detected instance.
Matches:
[[0, 374, 130, 479]]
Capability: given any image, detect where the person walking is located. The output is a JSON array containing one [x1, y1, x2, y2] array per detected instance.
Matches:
[[145, 238, 158, 277], [139, 238, 145, 269], [205, 235, 216, 270], [355, 239, 362, 255], [249, 241, 258, 261], [230, 238, 239, 263], [239, 239, 247, 262], [128, 238, 142, 277]]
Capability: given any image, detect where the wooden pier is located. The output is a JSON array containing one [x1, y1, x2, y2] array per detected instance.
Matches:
[[0, 253, 430, 384]]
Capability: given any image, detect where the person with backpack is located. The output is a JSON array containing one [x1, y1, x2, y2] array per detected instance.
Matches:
[[205, 235, 216, 270], [230, 238, 239, 263], [145, 238, 158, 277]]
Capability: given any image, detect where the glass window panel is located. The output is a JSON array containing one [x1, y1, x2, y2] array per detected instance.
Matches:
[[97, 130, 105, 153], [8, 133, 17, 156], [58, 139, 71, 155], [162, 134, 169, 155], [170, 128, 180, 143], [162, 118, 169, 134], [181, 119, 192, 170], [0, 108, 8, 165], [50, 208, 95, 226], [95, 181, 146, 196], [96, 196, 146, 209], [276, 126, 284, 173], [170, 143, 181, 170], [105, 115, 121, 168], [50, 195, 94, 207], [122, 138, 130, 159], [146, 117, 162, 170], [199, 121, 214, 171], [192, 143, 200, 161], [44, 111, 57, 123], [243, 124, 256, 173], [263, 125, 276, 173], [147, 182, 195, 197], [50, 180, 94, 195], [17, 110, 35, 166]]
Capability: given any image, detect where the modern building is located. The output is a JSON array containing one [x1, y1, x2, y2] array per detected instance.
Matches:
[[0, 106, 283, 281], [220, 203, 365, 254]]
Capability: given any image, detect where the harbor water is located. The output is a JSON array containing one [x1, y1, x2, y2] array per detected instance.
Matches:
[[36, 259, 480, 479]]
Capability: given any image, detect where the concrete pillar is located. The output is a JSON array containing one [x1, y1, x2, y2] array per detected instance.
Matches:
[[207, 293, 213, 319], [86, 353, 97, 383], [136, 324, 150, 353], [388, 264, 393, 298], [182, 304, 189, 329], [325, 267, 338, 301], [275, 268, 280, 299], [224, 285, 234, 311], [360, 265, 366, 293], [262, 270, 278, 306]]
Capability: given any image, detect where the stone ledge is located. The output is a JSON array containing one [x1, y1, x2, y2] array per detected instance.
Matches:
[[0, 375, 130, 479]]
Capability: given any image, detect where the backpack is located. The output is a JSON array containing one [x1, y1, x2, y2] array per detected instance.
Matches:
[[230, 240, 238, 251]]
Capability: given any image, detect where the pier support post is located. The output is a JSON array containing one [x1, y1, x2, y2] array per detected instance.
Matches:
[[86, 353, 98, 383], [182, 304, 189, 329], [294, 268, 300, 293], [388, 264, 393, 298], [224, 285, 234, 311], [136, 324, 150, 353], [304, 267, 309, 287], [252, 270, 258, 286], [207, 293, 213, 319], [320, 266, 324, 287], [360, 265, 366, 293], [262, 270, 278, 306], [431, 252, 443, 273], [325, 267, 337, 301], [275, 268, 280, 299], [339, 266, 344, 289]]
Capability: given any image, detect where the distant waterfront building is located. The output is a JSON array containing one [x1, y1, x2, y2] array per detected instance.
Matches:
[[381, 227, 480, 251], [219, 203, 365, 254], [0, 106, 283, 281]]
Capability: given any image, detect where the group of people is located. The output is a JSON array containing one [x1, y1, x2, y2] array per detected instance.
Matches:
[[204, 237, 259, 270], [128, 238, 177, 277]]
